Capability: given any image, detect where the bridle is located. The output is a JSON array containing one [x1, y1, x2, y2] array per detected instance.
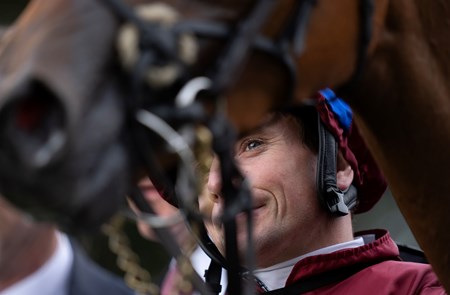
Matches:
[[99, 0, 376, 294]]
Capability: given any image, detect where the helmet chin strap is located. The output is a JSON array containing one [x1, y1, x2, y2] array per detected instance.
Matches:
[[316, 113, 358, 216]]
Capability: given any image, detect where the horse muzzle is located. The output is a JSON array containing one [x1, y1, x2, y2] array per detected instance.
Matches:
[[0, 74, 130, 231]]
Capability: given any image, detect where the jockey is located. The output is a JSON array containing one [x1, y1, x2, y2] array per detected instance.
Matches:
[[199, 88, 446, 294]]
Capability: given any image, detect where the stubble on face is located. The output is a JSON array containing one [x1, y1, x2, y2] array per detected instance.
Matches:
[[208, 114, 322, 267]]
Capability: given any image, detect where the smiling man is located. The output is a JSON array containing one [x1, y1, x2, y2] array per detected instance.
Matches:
[[207, 113, 337, 267], [202, 89, 446, 294]]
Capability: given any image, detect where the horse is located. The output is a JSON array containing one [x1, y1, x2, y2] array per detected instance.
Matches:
[[0, 0, 450, 293]]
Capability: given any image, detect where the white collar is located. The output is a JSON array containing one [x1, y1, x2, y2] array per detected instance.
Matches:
[[178, 247, 227, 295], [0, 232, 74, 295], [254, 237, 365, 291]]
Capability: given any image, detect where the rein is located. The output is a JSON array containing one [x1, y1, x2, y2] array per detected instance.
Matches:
[[99, 0, 375, 294]]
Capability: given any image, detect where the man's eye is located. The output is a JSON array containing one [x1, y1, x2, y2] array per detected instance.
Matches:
[[245, 139, 263, 151]]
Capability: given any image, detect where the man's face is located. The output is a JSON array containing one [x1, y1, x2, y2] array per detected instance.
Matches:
[[134, 177, 193, 249], [0, 197, 56, 272], [206, 114, 328, 267]]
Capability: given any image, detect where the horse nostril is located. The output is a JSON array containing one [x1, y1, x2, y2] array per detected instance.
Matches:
[[0, 79, 67, 168]]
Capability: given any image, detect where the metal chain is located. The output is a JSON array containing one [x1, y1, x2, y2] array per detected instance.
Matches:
[[101, 125, 215, 295], [102, 214, 160, 295], [193, 125, 213, 191]]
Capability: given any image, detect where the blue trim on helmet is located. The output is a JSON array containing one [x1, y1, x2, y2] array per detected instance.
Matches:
[[319, 88, 353, 131]]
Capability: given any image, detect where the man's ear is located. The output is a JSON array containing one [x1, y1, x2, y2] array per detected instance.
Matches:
[[336, 153, 354, 191]]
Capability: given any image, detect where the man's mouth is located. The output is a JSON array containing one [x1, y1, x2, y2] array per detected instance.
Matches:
[[213, 203, 265, 227]]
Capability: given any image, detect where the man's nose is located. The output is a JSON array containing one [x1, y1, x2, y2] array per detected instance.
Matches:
[[207, 156, 222, 203]]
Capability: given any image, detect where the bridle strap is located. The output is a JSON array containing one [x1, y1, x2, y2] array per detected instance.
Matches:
[[208, 114, 252, 295], [337, 0, 375, 94], [207, 0, 278, 96], [127, 187, 213, 295], [102, 0, 182, 64]]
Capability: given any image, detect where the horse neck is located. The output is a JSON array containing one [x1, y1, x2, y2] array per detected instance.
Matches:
[[413, 0, 450, 75], [345, 1, 450, 290], [349, 0, 450, 121], [346, 0, 450, 186]]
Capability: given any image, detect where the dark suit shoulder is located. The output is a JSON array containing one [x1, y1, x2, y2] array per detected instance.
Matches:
[[68, 239, 135, 295]]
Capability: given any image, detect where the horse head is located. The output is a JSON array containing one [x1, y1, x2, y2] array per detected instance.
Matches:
[[0, 0, 129, 229]]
